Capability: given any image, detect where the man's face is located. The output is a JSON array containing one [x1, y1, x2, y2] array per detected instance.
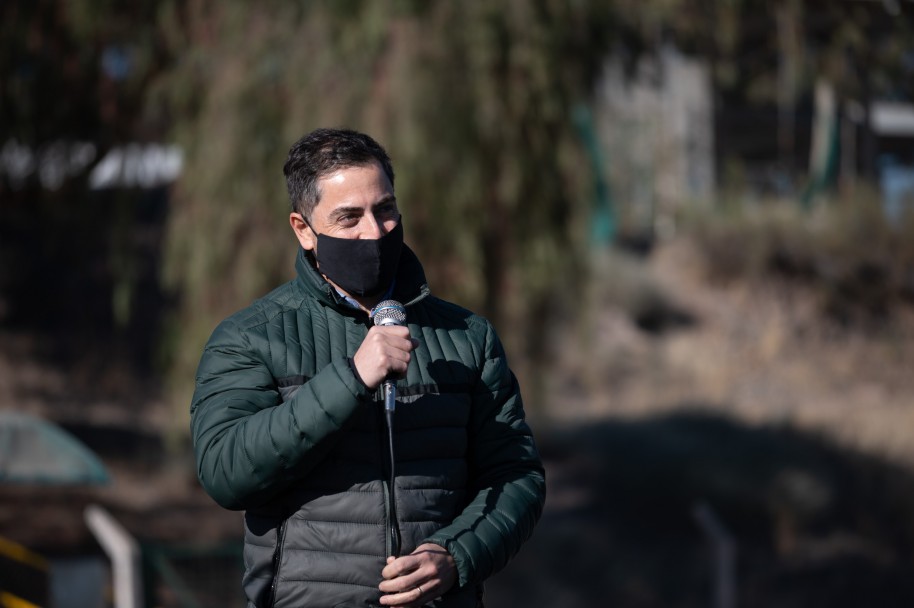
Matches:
[[290, 160, 399, 252]]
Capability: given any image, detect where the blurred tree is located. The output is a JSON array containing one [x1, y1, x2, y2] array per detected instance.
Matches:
[[155, 0, 632, 421], [667, 0, 914, 188], [154, 0, 914, 428], [0, 0, 171, 375], [2, 0, 911, 432]]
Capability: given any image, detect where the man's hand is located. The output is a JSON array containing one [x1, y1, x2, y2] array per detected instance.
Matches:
[[353, 325, 417, 389], [378, 543, 457, 607]]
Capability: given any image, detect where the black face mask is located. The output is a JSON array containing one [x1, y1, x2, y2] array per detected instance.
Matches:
[[310, 220, 404, 297]]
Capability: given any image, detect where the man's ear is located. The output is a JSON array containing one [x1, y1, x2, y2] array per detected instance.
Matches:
[[290, 212, 316, 251]]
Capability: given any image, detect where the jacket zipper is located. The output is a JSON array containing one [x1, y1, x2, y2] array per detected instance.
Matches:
[[381, 477, 392, 558], [377, 397, 404, 558], [268, 519, 289, 608], [378, 403, 394, 558]]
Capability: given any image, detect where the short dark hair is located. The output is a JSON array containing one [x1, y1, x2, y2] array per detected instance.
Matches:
[[283, 128, 395, 219]]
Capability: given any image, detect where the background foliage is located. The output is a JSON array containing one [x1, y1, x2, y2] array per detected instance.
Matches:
[[3, 0, 912, 427], [155, 0, 625, 417]]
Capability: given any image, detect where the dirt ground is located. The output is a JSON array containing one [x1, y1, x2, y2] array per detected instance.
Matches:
[[547, 236, 914, 463]]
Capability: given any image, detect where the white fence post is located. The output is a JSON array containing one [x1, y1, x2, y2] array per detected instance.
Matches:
[[693, 501, 737, 608], [85, 504, 143, 608]]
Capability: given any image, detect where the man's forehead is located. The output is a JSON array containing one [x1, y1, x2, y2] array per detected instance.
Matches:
[[319, 159, 386, 182], [321, 168, 352, 187], [313, 162, 394, 216]]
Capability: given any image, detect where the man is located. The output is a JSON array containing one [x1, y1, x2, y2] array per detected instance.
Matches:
[[190, 128, 545, 607]]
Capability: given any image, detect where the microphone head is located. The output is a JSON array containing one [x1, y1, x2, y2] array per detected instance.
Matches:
[[372, 300, 406, 327]]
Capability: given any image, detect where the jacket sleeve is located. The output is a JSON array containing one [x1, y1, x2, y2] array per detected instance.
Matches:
[[190, 316, 373, 510], [424, 319, 546, 587]]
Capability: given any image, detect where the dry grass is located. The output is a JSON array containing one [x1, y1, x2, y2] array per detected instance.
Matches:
[[546, 198, 914, 465]]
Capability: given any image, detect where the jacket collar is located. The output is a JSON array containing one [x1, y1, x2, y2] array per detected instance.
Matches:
[[294, 245, 431, 313]]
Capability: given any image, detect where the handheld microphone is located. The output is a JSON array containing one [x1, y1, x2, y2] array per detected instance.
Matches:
[[371, 299, 407, 557], [372, 300, 407, 412]]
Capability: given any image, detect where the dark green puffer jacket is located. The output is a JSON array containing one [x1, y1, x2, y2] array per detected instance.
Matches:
[[191, 246, 545, 608]]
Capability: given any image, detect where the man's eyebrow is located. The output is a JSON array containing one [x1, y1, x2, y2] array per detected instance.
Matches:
[[326, 196, 397, 221], [327, 205, 363, 221], [372, 194, 397, 208]]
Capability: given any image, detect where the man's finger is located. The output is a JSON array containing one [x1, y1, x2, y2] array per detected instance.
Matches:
[[378, 584, 425, 607], [380, 553, 417, 580]]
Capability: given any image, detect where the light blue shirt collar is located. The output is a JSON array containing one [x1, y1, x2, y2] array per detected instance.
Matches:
[[334, 280, 396, 311]]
